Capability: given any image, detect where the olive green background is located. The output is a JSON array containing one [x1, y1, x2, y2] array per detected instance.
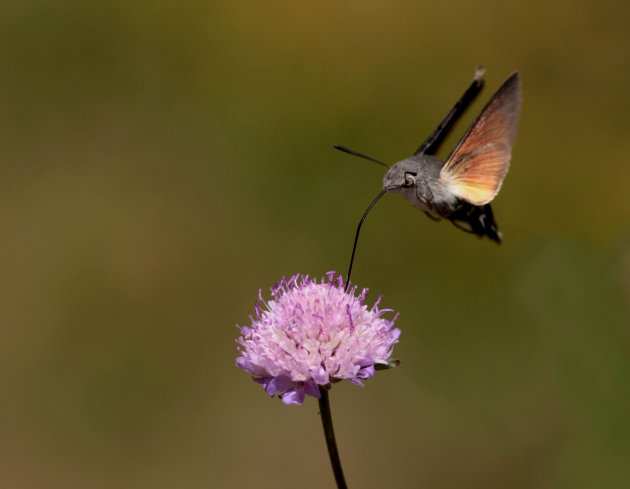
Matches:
[[1, 1, 629, 488]]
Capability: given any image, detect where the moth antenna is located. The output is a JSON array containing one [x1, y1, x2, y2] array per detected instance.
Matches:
[[333, 145, 390, 169], [345, 188, 388, 291]]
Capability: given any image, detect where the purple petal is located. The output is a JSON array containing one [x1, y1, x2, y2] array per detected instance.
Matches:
[[281, 387, 305, 405], [236, 357, 268, 377], [261, 375, 294, 396], [310, 366, 329, 385], [356, 365, 375, 379], [304, 380, 321, 399]]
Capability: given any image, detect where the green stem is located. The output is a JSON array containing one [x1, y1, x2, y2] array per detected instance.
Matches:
[[318, 386, 348, 489]]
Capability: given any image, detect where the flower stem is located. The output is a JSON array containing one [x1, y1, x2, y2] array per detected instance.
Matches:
[[318, 386, 348, 489]]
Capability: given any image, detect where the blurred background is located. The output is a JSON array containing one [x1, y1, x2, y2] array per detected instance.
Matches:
[[1, 1, 629, 488]]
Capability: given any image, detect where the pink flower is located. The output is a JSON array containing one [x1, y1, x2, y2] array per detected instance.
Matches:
[[236, 272, 401, 405]]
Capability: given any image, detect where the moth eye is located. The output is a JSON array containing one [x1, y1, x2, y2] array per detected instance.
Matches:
[[404, 172, 416, 187]]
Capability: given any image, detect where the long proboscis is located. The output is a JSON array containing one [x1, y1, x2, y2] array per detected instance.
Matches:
[[345, 188, 388, 291], [333, 145, 390, 168]]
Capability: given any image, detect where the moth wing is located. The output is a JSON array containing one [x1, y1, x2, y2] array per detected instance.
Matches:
[[440, 72, 521, 205]]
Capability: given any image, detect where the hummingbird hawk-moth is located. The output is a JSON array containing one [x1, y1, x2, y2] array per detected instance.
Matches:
[[335, 68, 521, 287]]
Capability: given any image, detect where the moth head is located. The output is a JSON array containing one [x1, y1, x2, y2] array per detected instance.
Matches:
[[383, 160, 420, 192]]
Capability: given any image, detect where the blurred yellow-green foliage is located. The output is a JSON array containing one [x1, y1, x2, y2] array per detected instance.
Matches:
[[1, 1, 629, 488]]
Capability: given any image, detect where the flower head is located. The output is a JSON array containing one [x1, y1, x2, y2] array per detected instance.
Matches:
[[236, 272, 400, 405]]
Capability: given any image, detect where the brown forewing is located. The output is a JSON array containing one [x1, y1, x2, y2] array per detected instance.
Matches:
[[440, 71, 521, 205]]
